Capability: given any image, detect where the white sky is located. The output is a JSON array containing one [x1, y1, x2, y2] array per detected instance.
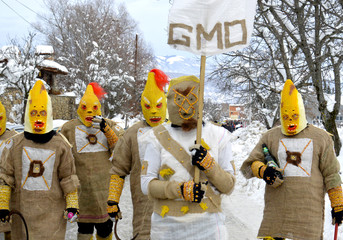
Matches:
[[0, 0, 192, 57]]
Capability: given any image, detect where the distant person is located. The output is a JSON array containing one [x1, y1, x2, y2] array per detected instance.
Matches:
[[240, 79, 343, 239], [0, 80, 79, 239], [60, 82, 124, 240], [0, 101, 17, 240], [141, 75, 235, 239], [107, 69, 168, 239]]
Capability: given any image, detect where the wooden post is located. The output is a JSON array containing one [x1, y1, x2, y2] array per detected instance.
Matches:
[[194, 55, 206, 183]]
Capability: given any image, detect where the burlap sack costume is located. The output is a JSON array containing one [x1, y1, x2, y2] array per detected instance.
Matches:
[[107, 69, 169, 239], [140, 76, 235, 240], [0, 132, 79, 240], [240, 80, 342, 240], [0, 129, 17, 234], [109, 121, 153, 239], [61, 118, 123, 223], [241, 125, 341, 239]]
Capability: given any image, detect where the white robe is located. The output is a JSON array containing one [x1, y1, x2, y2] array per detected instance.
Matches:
[[141, 122, 234, 240]]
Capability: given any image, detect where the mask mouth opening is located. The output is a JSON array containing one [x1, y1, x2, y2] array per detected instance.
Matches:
[[287, 124, 297, 132], [150, 117, 162, 123], [85, 116, 93, 122], [33, 120, 45, 132]]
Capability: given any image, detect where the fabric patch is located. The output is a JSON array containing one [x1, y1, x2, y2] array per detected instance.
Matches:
[[159, 164, 175, 180], [4, 139, 13, 150], [141, 161, 148, 175], [277, 138, 313, 177], [0, 140, 6, 155], [21, 146, 56, 191], [75, 125, 108, 153]]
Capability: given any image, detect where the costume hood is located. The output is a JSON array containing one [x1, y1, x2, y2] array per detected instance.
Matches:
[[77, 82, 106, 127], [280, 79, 307, 135], [167, 75, 200, 127], [141, 69, 169, 127], [24, 79, 53, 134], [0, 101, 6, 136]]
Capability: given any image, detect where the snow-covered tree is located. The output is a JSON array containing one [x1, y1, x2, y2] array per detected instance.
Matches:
[[0, 34, 40, 123], [35, 0, 156, 118], [210, 0, 343, 154]]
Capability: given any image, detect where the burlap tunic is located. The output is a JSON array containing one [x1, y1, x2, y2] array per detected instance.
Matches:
[[61, 119, 124, 223], [0, 129, 17, 233], [0, 132, 79, 240], [241, 125, 342, 240], [109, 120, 152, 239]]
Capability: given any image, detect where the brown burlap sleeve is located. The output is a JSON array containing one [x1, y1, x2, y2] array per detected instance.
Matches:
[[109, 130, 132, 177], [240, 133, 267, 179], [0, 134, 20, 187], [57, 134, 80, 195], [318, 130, 342, 191]]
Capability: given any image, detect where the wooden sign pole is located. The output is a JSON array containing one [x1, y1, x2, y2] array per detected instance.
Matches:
[[194, 55, 206, 184]]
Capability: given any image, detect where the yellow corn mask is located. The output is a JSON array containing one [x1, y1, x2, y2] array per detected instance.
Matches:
[[141, 71, 167, 127], [280, 79, 307, 136], [167, 76, 199, 126], [0, 101, 6, 136], [77, 85, 102, 127], [24, 80, 53, 134]]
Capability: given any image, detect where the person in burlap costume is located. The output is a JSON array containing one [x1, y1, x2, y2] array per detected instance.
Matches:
[[140, 75, 236, 240], [60, 82, 124, 240], [106, 69, 169, 239], [0, 101, 17, 240], [240, 79, 343, 240], [0, 79, 79, 240]]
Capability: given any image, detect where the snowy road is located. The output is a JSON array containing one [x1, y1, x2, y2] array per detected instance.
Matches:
[[223, 188, 263, 240]]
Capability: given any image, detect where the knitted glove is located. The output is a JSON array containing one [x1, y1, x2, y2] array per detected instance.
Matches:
[[328, 186, 343, 225], [107, 201, 122, 222], [190, 144, 214, 171], [107, 174, 125, 222], [0, 185, 11, 222], [64, 189, 79, 223], [180, 180, 207, 203], [251, 161, 283, 188], [0, 210, 9, 223]]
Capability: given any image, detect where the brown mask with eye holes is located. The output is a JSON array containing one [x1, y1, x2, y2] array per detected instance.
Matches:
[[167, 76, 200, 131]]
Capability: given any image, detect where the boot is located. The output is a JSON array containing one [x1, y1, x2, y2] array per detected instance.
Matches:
[[96, 232, 113, 240], [77, 233, 94, 240], [4, 232, 11, 240]]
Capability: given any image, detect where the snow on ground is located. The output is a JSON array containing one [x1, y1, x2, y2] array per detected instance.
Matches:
[[64, 121, 343, 239]]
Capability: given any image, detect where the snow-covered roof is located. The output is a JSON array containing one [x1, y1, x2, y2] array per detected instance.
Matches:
[[37, 59, 68, 74], [35, 45, 54, 55]]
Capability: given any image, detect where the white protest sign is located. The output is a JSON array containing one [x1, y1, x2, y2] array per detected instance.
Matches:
[[167, 0, 257, 56]]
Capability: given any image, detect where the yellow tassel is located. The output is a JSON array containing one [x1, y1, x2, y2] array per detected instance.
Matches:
[[66, 189, 79, 209], [199, 202, 208, 211], [180, 206, 189, 214], [0, 185, 11, 210], [160, 205, 169, 218], [159, 168, 174, 178]]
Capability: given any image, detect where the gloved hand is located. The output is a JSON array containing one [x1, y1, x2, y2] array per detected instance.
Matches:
[[331, 206, 343, 225], [180, 180, 207, 203], [99, 118, 107, 133], [92, 116, 107, 132], [64, 208, 79, 223], [107, 200, 122, 221], [262, 166, 284, 187], [190, 144, 214, 171], [0, 209, 10, 222]]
